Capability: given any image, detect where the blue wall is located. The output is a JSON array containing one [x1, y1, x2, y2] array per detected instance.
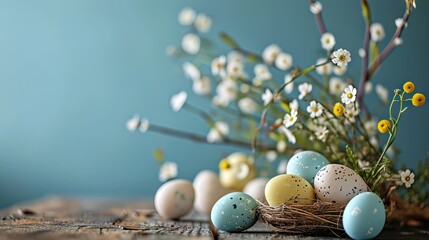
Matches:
[[0, 0, 428, 208]]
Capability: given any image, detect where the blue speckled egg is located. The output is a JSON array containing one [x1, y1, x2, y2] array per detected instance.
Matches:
[[286, 151, 329, 185], [343, 192, 386, 239], [210, 192, 258, 232]]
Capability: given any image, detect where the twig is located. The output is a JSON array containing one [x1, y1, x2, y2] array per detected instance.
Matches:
[[309, 0, 327, 34]]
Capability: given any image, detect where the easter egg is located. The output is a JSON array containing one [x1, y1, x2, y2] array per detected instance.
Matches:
[[211, 192, 258, 232], [343, 192, 386, 239], [193, 170, 230, 214], [243, 178, 269, 202], [219, 152, 256, 191], [264, 174, 315, 206], [154, 179, 195, 220], [286, 151, 329, 185], [314, 164, 368, 205]]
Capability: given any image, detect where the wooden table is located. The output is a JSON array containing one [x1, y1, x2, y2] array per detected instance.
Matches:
[[0, 197, 428, 239]]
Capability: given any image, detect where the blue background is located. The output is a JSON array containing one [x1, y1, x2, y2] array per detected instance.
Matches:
[[0, 0, 428, 208]]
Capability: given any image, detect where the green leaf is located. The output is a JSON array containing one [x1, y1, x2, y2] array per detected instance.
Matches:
[[370, 41, 379, 64], [153, 148, 164, 163]]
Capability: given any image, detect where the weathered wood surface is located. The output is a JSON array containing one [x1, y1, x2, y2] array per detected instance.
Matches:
[[0, 197, 428, 240]]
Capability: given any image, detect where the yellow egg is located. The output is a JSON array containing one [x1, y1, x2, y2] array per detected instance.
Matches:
[[265, 174, 315, 206]]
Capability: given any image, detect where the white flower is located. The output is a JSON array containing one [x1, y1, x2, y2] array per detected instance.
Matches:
[[315, 58, 332, 75], [358, 48, 366, 58], [195, 13, 212, 32], [262, 88, 276, 106], [170, 91, 188, 112], [182, 33, 200, 55], [320, 32, 336, 51], [266, 151, 277, 162], [238, 97, 258, 114], [284, 74, 294, 93], [400, 169, 415, 188], [211, 55, 226, 77], [331, 48, 351, 67], [278, 126, 296, 144], [178, 7, 196, 26], [314, 125, 329, 142], [358, 160, 371, 170], [283, 109, 298, 128], [262, 44, 281, 65], [226, 60, 244, 78], [341, 85, 357, 105], [369, 136, 379, 148], [207, 121, 229, 143], [290, 99, 299, 111], [139, 119, 150, 133], [212, 95, 229, 107], [216, 80, 237, 105], [126, 114, 140, 132], [309, 1, 322, 14], [298, 82, 313, 100], [193, 76, 211, 95], [394, 37, 403, 46], [344, 104, 360, 123], [306, 100, 323, 118], [333, 65, 347, 76], [365, 82, 373, 94], [277, 160, 288, 174], [364, 120, 377, 135], [276, 140, 287, 153], [395, 18, 407, 28], [370, 23, 385, 42], [275, 52, 293, 71], [227, 50, 243, 63], [240, 84, 250, 94], [254, 64, 272, 81], [183, 62, 200, 81], [159, 162, 178, 182], [375, 84, 389, 104], [329, 77, 347, 95]]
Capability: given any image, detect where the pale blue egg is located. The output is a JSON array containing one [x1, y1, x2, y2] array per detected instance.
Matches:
[[286, 151, 329, 185], [343, 192, 386, 239], [211, 192, 258, 232]]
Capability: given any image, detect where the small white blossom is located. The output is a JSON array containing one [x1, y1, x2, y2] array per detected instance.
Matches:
[[212, 95, 229, 107], [193, 76, 211, 95], [227, 50, 244, 63], [370, 23, 385, 42], [275, 52, 293, 71], [279, 126, 296, 144], [329, 77, 347, 95], [126, 114, 140, 132], [309, 1, 322, 14], [262, 44, 281, 65], [216, 80, 237, 105], [364, 120, 377, 135], [159, 162, 178, 182], [139, 119, 150, 133], [375, 84, 389, 104], [266, 150, 277, 162], [320, 32, 336, 51], [333, 65, 347, 76], [341, 85, 357, 105], [332, 48, 351, 67], [178, 7, 196, 26], [240, 84, 250, 94], [170, 91, 188, 112], [277, 160, 288, 174], [307, 100, 323, 118], [262, 88, 276, 106], [238, 97, 258, 114], [315, 58, 332, 75], [276, 140, 287, 153], [284, 74, 294, 94], [283, 109, 298, 128], [358, 160, 371, 170], [254, 64, 272, 81], [365, 82, 373, 94], [369, 136, 379, 148], [211, 55, 226, 77], [314, 125, 329, 142], [400, 169, 415, 188], [183, 62, 200, 81], [252, 78, 263, 87], [394, 37, 403, 46], [298, 82, 313, 100], [182, 33, 200, 55], [290, 99, 299, 111], [195, 13, 212, 32], [395, 18, 407, 28], [207, 121, 229, 143], [358, 48, 366, 58], [344, 106, 360, 123], [226, 61, 244, 78]]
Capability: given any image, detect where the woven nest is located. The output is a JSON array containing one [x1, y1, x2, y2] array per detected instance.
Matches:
[[257, 200, 346, 235]]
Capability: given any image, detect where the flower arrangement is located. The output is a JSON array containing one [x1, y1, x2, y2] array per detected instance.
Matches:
[[128, 0, 428, 236]]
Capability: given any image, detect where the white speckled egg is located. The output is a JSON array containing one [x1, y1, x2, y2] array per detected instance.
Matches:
[[243, 178, 269, 202], [343, 192, 386, 239], [314, 164, 368, 205], [193, 170, 230, 214], [287, 151, 329, 185], [154, 179, 195, 220], [211, 192, 258, 232], [265, 174, 315, 206]]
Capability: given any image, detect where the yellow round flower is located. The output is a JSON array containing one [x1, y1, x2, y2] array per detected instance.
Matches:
[[403, 81, 415, 93], [377, 119, 391, 134], [412, 93, 425, 107], [333, 103, 345, 117]]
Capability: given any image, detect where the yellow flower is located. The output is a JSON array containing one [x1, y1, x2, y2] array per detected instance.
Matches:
[[333, 103, 345, 117], [377, 119, 391, 134], [412, 93, 425, 107], [403, 81, 415, 93]]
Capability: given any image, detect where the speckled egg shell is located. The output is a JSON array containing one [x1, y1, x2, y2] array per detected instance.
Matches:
[[211, 192, 258, 232], [286, 151, 330, 185], [314, 164, 368, 205], [243, 178, 269, 203], [193, 170, 230, 214], [343, 192, 386, 239], [154, 179, 195, 220], [264, 174, 315, 206]]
